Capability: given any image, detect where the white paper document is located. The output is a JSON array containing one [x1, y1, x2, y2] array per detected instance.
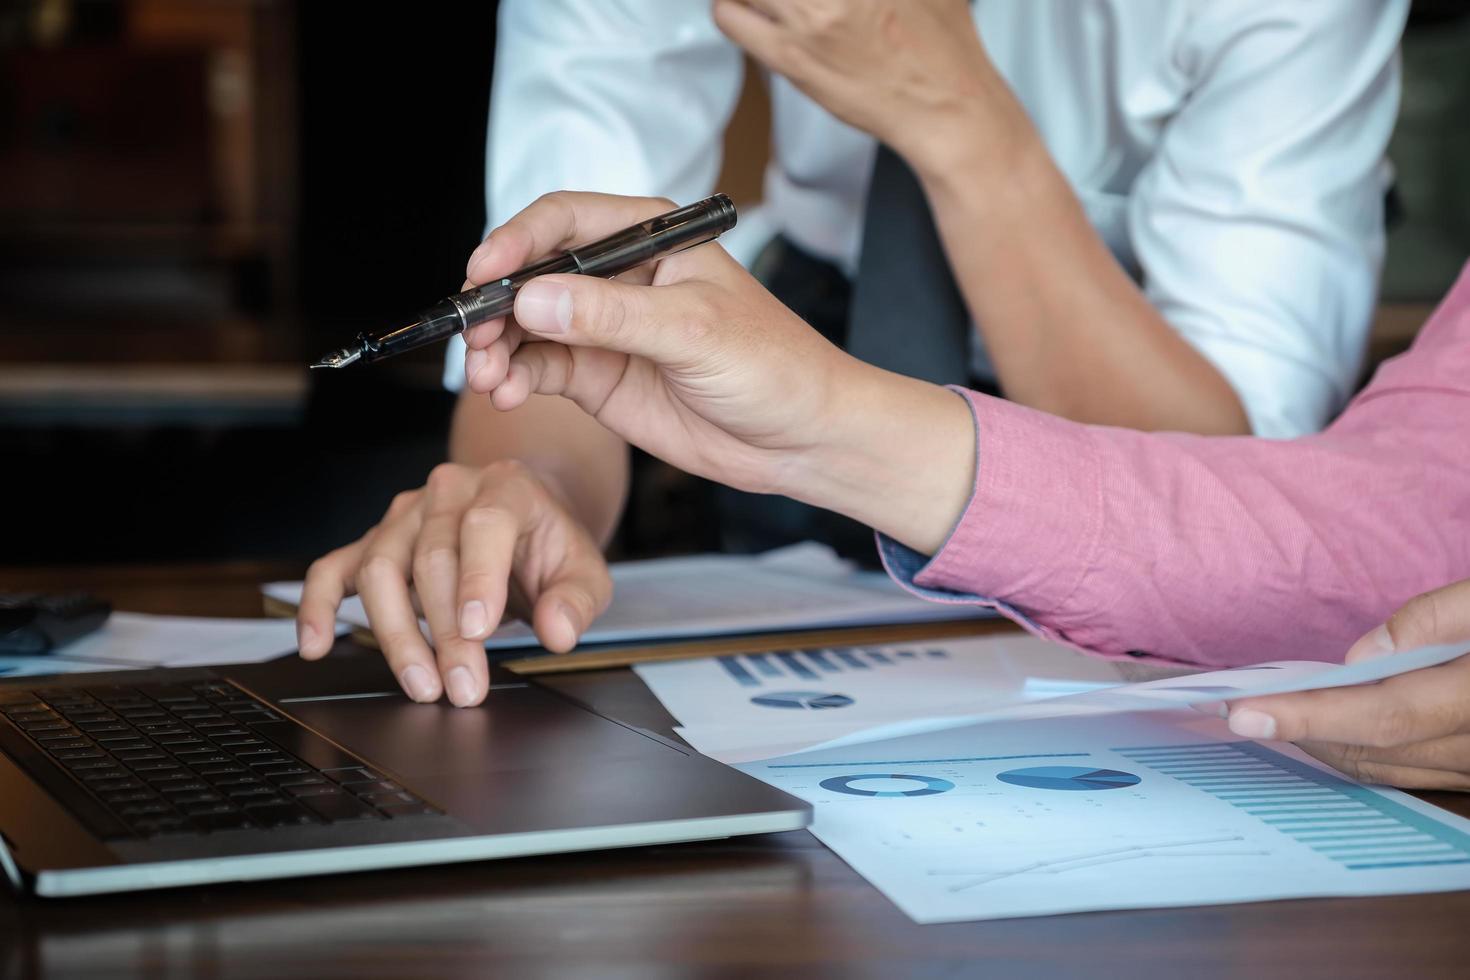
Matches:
[[636, 633, 1147, 764], [741, 712, 1470, 923], [639, 637, 1470, 764], [0, 613, 311, 678], [264, 542, 992, 651]]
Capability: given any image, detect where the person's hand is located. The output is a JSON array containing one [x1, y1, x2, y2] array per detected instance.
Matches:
[[711, 0, 1019, 177], [1224, 579, 1470, 790], [462, 191, 862, 497], [296, 461, 611, 707], [460, 191, 976, 554]]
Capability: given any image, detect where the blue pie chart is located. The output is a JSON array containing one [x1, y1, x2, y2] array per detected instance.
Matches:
[[749, 690, 854, 710], [996, 766, 1141, 791], [819, 774, 956, 797]]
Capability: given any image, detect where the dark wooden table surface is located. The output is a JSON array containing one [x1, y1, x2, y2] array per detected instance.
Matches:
[[3, 564, 1470, 979]]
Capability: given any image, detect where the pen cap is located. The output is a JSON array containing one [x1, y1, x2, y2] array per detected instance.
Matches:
[[565, 194, 737, 277]]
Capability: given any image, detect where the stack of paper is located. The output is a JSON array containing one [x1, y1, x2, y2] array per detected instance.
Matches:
[[0, 613, 314, 678], [634, 633, 1470, 922]]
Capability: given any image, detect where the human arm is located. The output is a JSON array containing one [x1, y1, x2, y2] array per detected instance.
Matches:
[[468, 192, 1470, 674], [711, 0, 1406, 436], [1223, 579, 1470, 791], [296, 3, 745, 707]]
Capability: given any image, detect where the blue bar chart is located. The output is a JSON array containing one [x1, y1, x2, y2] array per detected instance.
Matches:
[[718, 647, 949, 688], [1115, 741, 1470, 871]]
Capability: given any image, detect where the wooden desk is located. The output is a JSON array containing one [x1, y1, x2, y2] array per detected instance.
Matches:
[[4, 567, 1470, 978]]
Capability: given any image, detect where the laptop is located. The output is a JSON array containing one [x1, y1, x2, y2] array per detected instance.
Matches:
[[0, 642, 809, 897]]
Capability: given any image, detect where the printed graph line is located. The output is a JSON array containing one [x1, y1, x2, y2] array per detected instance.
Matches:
[[928, 835, 1261, 892], [769, 752, 1092, 770]]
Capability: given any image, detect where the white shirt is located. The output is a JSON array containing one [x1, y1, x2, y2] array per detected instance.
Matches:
[[447, 0, 1406, 438]]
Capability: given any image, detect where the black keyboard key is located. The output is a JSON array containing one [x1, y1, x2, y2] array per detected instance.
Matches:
[[119, 709, 169, 722], [284, 783, 343, 798], [160, 779, 213, 795], [142, 770, 196, 786], [362, 790, 420, 808], [213, 735, 267, 748], [76, 721, 130, 735], [191, 811, 253, 833], [225, 784, 280, 800], [77, 765, 129, 782], [117, 802, 172, 818], [168, 791, 225, 807], [243, 755, 294, 769], [103, 790, 158, 805], [347, 780, 403, 796], [132, 816, 193, 837], [255, 763, 311, 778], [116, 748, 168, 762], [270, 772, 327, 787], [33, 728, 83, 742], [299, 792, 381, 823], [182, 801, 238, 817], [379, 802, 439, 818], [61, 759, 120, 775], [96, 736, 148, 750], [177, 710, 226, 722], [198, 764, 249, 778], [90, 776, 146, 793], [243, 802, 317, 827], [174, 751, 236, 767], [157, 733, 204, 747], [325, 767, 383, 785], [53, 747, 107, 761], [18, 719, 70, 733], [42, 739, 94, 753], [195, 724, 250, 738], [134, 723, 190, 737]]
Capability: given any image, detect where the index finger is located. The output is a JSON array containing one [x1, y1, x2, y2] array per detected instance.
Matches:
[[466, 191, 679, 286], [1228, 655, 1470, 748]]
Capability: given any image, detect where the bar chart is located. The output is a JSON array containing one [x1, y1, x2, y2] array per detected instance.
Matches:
[[1114, 741, 1470, 871], [717, 647, 950, 688]]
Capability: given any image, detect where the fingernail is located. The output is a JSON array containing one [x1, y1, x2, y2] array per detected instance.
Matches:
[[447, 666, 479, 707], [516, 281, 572, 334], [459, 600, 488, 639], [1367, 624, 1396, 658], [399, 664, 437, 703], [1228, 709, 1277, 740], [465, 347, 487, 383], [297, 624, 318, 655], [1188, 700, 1228, 718]]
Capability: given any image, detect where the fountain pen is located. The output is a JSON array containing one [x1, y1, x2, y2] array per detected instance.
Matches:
[[311, 194, 738, 370]]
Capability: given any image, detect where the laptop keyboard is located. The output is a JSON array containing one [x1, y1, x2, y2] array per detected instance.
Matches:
[[0, 681, 439, 839]]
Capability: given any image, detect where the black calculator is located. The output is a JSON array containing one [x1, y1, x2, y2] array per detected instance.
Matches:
[[0, 593, 112, 655]]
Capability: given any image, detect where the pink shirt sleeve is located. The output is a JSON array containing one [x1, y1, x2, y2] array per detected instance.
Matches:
[[885, 262, 1470, 668]]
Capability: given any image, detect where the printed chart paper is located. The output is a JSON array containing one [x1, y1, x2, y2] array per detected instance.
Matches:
[[739, 713, 1470, 923]]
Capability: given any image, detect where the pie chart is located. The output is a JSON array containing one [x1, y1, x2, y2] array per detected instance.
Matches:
[[819, 774, 956, 797], [996, 766, 1141, 791], [749, 690, 854, 709]]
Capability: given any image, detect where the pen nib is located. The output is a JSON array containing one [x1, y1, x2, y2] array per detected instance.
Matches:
[[310, 347, 362, 370]]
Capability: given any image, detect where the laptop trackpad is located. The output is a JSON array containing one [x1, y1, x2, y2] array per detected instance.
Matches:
[[284, 687, 712, 833], [284, 685, 685, 778]]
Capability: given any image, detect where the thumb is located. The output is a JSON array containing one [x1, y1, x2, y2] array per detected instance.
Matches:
[[1345, 579, 1470, 664], [514, 274, 708, 365]]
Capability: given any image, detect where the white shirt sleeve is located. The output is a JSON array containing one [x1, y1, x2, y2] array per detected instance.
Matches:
[[445, 0, 744, 391], [1129, 0, 1407, 437]]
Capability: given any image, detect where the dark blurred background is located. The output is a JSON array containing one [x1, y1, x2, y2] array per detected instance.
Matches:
[[1, 0, 1468, 585]]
